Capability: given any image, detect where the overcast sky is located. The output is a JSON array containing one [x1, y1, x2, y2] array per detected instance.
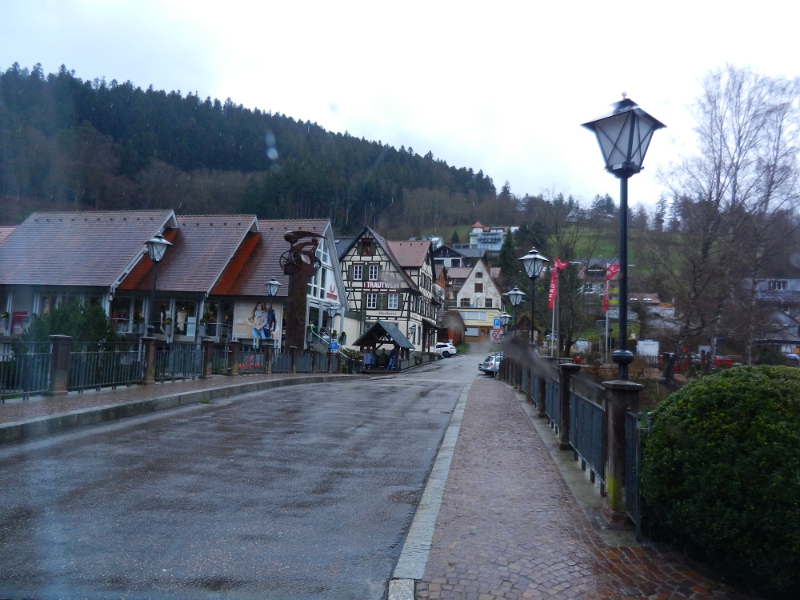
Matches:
[[3, 0, 799, 210]]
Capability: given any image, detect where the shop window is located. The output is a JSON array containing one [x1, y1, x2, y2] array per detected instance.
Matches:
[[174, 301, 197, 337]]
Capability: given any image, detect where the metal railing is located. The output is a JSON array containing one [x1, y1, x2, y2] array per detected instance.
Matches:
[[212, 345, 230, 375], [271, 352, 291, 373], [544, 374, 561, 430], [239, 348, 269, 374], [0, 341, 52, 402], [569, 376, 606, 484], [154, 344, 204, 382], [296, 351, 313, 373], [67, 342, 143, 392]]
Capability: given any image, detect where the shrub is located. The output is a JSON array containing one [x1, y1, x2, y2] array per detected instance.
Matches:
[[641, 366, 800, 594], [22, 300, 119, 344]]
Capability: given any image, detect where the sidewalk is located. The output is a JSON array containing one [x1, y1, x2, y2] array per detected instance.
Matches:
[[394, 377, 762, 600], [0, 371, 358, 444]]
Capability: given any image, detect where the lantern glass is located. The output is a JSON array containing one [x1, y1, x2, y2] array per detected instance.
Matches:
[[519, 248, 549, 279], [326, 303, 340, 319], [506, 286, 525, 307], [146, 233, 172, 263], [499, 312, 511, 326], [581, 97, 665, 177], [265, 277, 281, 298]]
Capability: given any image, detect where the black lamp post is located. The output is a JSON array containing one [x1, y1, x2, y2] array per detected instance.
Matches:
[[582, 95, 665, 379], [265, 277, 281, 339], [146, 233, 172, 336], [505, 286, 525, 336], [325, 303, 340, 352], [519, 247, 549, 346]]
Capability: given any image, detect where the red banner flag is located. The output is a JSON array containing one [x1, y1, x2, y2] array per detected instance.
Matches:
[[603, 264, 621, 313], [547, 258, 570, 310]]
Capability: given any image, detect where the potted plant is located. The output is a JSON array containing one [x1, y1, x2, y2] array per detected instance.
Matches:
[[0, 312, 8, 333], [198, 316, 207, 338], [339, 331, 347, 345], [164, 317, 173, 336]]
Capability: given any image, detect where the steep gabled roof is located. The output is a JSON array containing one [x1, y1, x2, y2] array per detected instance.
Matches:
[[118, 215, 258, 295], [0, 227, 15, 246], [213, 219, 331, 297], [386, 240, 431, 268], [340, 226, 420, 293], [0, 210, 175, 287], [447, 267, 473, 281]]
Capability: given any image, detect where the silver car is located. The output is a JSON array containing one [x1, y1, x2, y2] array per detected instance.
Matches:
[[479, 353, 502, 376]]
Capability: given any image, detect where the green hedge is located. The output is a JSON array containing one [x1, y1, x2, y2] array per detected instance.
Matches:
[[641, 366, 800, 594]]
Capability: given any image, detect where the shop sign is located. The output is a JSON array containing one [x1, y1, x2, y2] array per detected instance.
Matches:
[[364, 281, 393, 290]]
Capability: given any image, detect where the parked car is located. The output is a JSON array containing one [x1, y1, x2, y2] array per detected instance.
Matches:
[[786, 353, 800, 364], [436, 341, 457, 358], [479, 353, 502, 376], [713, 355, 733, 368]]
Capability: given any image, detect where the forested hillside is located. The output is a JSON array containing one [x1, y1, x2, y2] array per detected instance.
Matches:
[[0, 63, 501, 235]]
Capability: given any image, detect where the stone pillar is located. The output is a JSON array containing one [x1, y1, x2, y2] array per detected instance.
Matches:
[[201, 338, 214, 378], [47, 335, 72, 396], [557, 363, 581, 450], [265, 343, 274, 374], [142, 336, 158, 384], [290, 346, 298, 374], [602, 379, 643, 519], [227, 340, 240, 376], [327, 351, 333, 373]]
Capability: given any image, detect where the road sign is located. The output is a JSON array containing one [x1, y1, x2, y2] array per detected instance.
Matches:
[[491, 329, 503, 341], [493, 317, 501, 329], [330, 341, 339, 351]]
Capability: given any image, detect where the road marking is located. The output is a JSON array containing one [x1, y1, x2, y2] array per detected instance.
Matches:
[[391, 379, 472, 587]]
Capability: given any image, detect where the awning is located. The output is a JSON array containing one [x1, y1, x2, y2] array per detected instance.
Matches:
[[353, 320, 414, 350]]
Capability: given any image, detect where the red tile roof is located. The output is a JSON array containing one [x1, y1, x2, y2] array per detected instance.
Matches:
[[386, 240, 431, 268], [212, 219, 331, 297], [0, 211, 174, 287]]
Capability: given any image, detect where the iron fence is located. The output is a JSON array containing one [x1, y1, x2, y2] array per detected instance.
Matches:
[[238, 348, 269, 374], [544, 373, 561, 430], [317, 353, 329, 372], [0, 341, 52, 402], [271, 351, 291, 373], [154, 344, 204, 382], [212, 345, 230, 375], [569, 376, 606, 484], [296, 351, 313, 373], [67, 342, 143, 392]]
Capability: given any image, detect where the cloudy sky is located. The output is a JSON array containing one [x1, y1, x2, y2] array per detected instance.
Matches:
[[3, 0, 799, 209]]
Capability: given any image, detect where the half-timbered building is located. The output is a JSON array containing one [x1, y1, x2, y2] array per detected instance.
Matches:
[[338, 227, 442, 352]]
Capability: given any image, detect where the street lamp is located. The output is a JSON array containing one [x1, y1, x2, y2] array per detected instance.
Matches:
[[499, 311, 511, 336], [264, 276, 281, 340], [325, 303, 340, 352], [582, 95, 665, 379], [505, 286, 525, 336], [519, 247, 549, 346], [145, 233, 172, 336]]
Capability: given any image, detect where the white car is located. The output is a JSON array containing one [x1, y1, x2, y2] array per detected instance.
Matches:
[[436, 341, 457, 358]]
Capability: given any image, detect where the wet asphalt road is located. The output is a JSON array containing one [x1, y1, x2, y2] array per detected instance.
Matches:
[[0, 356, 478, 599]]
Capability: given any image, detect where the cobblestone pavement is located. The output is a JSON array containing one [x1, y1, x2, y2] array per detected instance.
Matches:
[[415, 378, 760, 600], [0, 372, 335, 424]]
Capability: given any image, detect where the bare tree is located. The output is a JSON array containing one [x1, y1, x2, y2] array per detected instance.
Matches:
[[657, 65, 800, 362]]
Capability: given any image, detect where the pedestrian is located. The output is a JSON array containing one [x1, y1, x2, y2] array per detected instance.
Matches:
[[388, 347, 397, 370]]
